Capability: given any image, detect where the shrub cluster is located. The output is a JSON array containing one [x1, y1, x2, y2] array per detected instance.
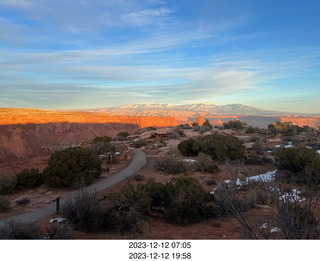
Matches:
[[223, 120, 247, 130], [0, 221, 41, 239], [178, 134, 245, 162], [154, 153, 186, 174], [198, 134, 245, 162], [0, 196, 10, 212], [133, 139, 147, 148], [16, 168, 43, 188], [275, 147, 320, 187], [245, 126, 259, 134], [111, 177, 216, 226], [0, 175, 16, 195], [177, 138, 200, 156], [43, 147, 102, 187], [196, 153, 220, 173], [268, 121, 313, 136], [202, 119, 213, 129], [93, 135, 112, 144], [245, 153, 273, 165]]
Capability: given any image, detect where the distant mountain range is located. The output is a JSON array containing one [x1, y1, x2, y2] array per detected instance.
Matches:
[[90, 103, 287, 116]]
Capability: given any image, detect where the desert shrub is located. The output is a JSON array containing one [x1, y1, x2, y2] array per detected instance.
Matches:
[[198, 126, 212, 134], [43, 147, 102, 187], [305, 156, 320, 190], [0, 196, 10, 212], [16, 197, 30, 205], [223, 120, 247, 130], [214, 183, 256, 217], [206, 177, 217, 186], [177, 138, 200, 156], [0, 174, 17, 195], [0, 221, 41, 239], [198, 134, 245, 162], [164, 202, 217, 225], [93, 135, 112, 144], [105, 207, 147, 233], [117, 131, 130, 138], [196, 153, 220, 173], [110, 179, 177, 216], [46, 223, 74, 239], [202, 119, 212, 129], [16, 168, 43, 188], [182, 124, 192, 129], [133, 139, 147, 148], [275, 147, 318, 174], [154, 154, 186, 174], [169, 130, 181, 139], [192, 122, 199, 127], [267, 121, 310, 136], [91, 141, 107, 155], [252, 142, 264, 155], [275, 199, 320, 239], [174, 176, 214, 205], [132, 173, 145, 181], [61, 188, 105, 232], [246, 153, 263, 165], [192, 125, 200, 132], [246, 126, 258, 133]]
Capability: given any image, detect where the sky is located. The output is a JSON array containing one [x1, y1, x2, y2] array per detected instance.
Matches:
[[0, 0, 320, 113]]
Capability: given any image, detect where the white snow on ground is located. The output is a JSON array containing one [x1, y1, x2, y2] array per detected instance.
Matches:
[[115, 152, 121, 155], [270, 227, 281, 233], [317, 150, 320, 154], [210, 170, 278, 194], [260, 223, 268, 229], [50, 217, 66, 223], [183, 159, 197, 163], [267, 151, 272, 153], [279, 189, 305, 203], [275, 145, 281, 148], [224, 170, 278, 186]]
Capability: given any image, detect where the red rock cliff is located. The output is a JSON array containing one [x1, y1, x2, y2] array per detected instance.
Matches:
[[0, 108, 177, 128]]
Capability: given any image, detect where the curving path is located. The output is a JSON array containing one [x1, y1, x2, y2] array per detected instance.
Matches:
[[0, 148, 147, 226]]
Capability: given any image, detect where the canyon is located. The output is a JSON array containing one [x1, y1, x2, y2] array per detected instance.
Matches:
[[0, 105, 319, 174]]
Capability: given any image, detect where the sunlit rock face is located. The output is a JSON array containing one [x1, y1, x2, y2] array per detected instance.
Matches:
[[0, 109, 177, 173]]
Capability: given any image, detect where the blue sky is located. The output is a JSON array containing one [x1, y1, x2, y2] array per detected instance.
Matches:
[[0, 0, 319, 113]]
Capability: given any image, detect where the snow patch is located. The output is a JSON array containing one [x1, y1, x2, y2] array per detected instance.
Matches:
[[275, 145, 281, 148], [183, 159, 197, 163], [279, 189, 305, 203], [270, 227, 281, 233], [317, 150, 320, 154], [50, 217, 66, 223], [224, 170, 278, 186], [259, 223, 268, 229]]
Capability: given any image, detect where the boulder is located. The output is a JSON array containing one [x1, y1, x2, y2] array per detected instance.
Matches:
[[221, 129, 236, 135], [267, 138, 282, 143], [154, 127, 174, 135], [139, 131, 153, 140], [243, 142, 255, 150]]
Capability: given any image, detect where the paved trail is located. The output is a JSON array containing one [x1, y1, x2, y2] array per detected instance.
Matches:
[[0, 148, 147, 226]]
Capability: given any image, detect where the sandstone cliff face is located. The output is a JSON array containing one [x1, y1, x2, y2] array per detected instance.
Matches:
[[0, 108, 177, 128], [0, 109, 177, 173], [0, 122, 140, 172], [280, 117, 320, 128]]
